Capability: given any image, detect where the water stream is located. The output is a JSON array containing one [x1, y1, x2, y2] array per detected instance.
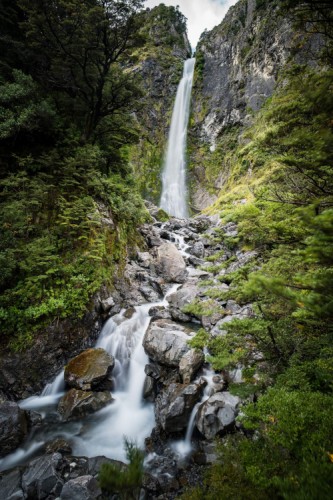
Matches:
[[160, 58, 195, 218]]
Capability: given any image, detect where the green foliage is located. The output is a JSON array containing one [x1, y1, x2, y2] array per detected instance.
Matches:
[[184, 64, 333, 498], [99, 438, 144, 499]]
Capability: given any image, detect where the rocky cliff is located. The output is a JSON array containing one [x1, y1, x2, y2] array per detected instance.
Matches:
[[129, 5, 191, 202], [189, 0, 322, 209]]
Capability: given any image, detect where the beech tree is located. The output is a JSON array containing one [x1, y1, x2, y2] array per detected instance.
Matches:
[[18, 0, 144, 139]]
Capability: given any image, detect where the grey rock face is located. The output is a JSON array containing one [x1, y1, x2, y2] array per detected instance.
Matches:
[[143, 320, 193, 367], [155, 242, 187, 283], [58, 389, 112, 421], [196, 392, 240, 439], [0, 401, 28, 458], [60, 475, 101, 500], [179, 349, 205, 384], [64, 348, 114, 391], [167, 281, 200, 322], [155, 380, 206, 433], [22, 453, 64, 499], [0, 468, 24, 500]]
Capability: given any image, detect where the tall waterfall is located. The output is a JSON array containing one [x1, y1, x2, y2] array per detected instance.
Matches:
[[160, 58, 195, 218]]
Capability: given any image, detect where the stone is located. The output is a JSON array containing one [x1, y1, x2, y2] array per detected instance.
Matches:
[[45, 438, 72, 455], [0, 401, 28, 458], [167, 282, 200, 322], [196, 392, 240, 439], [60, 475, 101, 500], [143, 319, 193, 367], [0, 468, 24, 500], [64, 348, 114, 391], [155, 242, 187, 283], [143, 375, 155, 401], [148, 305, 172, 320], [58, 389, 112, 421], [188, 240, 205, 258], [179, 349, 205, 384], [137, 251, 153, 268], [155, 380, 206, 433], [22, 453, 63, 499], [100, 297, 115, 313]]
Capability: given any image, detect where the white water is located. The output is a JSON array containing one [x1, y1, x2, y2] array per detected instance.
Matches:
[[174, 368, 215, 456], [0, 285, 180, 471], [160, 58, 195, 218]]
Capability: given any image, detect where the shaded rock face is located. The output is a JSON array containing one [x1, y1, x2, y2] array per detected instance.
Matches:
[[64, 348, 114, 391], [143, 319, 193, 367], [0, 401, 28, 458], [196, 392, 240, 439], [22, 452, 64, 499], [60, 475, 101, 500], [179, 349, 205, 384], [155, 242, 188, 283], [155, 380, 206, 433], [58, 389, 112, 421]]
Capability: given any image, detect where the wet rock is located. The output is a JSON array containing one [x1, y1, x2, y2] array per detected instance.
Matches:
[[167, 281, 203, 322], [155, 380, 206, 433], [99, 296, 115, 313], [143, 375, 156, 401], [155, 242, 187, 283], [137, 251, 153, 269], [0, 401, 28, 458], [58, 389, 112, 421], [196, 392, 240, 439], [188, 240, 205, 258], [45, 438, 72, 455], [179, 349, 205, 384], [22, 452, 64, 499], [64, 348, 114, 391], [143, 320, 193, 367], [27, 410, 43, 430], [148, 305, 172, 320], [0, 468, 24, 500], [145, 363, 180, 385], [60, 475, 101, 500]]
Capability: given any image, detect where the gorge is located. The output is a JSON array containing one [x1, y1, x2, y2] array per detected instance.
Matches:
[[0, 1, 332, 499]]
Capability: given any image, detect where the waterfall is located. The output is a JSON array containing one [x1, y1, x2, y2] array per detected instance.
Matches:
[[160, 58, 195, 218]]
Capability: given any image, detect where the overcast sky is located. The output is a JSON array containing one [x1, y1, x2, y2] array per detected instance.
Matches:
[[144, 0, 238, 49]]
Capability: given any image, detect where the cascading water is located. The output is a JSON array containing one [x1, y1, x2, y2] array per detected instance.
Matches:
[[0, 285, 179, 471], [160, 58, 195, 218]]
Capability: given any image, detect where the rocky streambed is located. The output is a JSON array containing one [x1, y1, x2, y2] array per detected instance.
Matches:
[[0, 206, 256, 499]]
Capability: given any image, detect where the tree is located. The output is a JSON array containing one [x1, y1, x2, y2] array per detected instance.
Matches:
[[18, 0, 144, 140]]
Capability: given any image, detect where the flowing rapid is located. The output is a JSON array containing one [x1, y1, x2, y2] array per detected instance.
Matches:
[[0, 285, 179, 471], [160, 58, 195, 218]]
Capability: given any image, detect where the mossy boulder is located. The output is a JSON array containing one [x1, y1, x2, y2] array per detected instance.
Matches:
[[64, 348, 114, 391]]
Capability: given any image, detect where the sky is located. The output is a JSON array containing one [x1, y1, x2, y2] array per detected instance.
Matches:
[[144, 0, 238, 49]]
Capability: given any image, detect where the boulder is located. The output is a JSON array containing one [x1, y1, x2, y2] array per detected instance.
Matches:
[[58, 389, 112, 421], [99, 297, 115, 313], [167, 282, 199, 322], [143, 320, 193, 367], [22, 453, 64, 499], [155, 380, 206, 433], [64, 348, 114, 391], [0, 468, 24, 500], [155, 242, 187, 283], [179, 349, 205, 384], [0, 401, 28, 457], [45, 438, 72, 455], [196, 392, 240, 439], [188, 240, 205, 258], [60, 475, 101, 500], [148, 305, 172, 320]]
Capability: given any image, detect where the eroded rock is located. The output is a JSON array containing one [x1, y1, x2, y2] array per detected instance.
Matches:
[[143, 320, 193, 367], [196, 392, 240, 439], [0, 401, 28, 458], [58, 389, 112, 421], [155, 380, 206, 433], [179, 349, 205, 384], [155, 242, 187, 283], [60, 475, 101, 500]]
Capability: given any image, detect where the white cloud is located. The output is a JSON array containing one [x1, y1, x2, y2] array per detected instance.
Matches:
[[144, 0, 238, 49]]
